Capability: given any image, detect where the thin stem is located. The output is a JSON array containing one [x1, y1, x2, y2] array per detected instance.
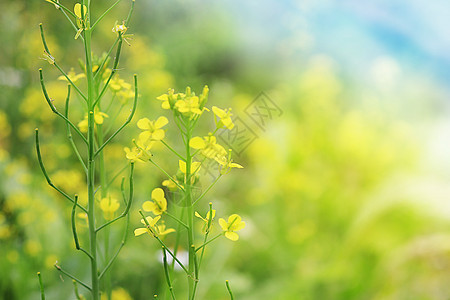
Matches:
[[45, 0, 77, 19], [226, 280, 234, 300], [164, 211, 188, 229], [91, 0, 122, 30], [138, 210, 189, 275], [192, 174, 222, 206], [54, 264, 91, 291], [73, 280, 83, 300], [93, 39, 119, 80], [54, 62, 88, 102], [149, 159, 185, 192], [94, 74, 138, 158], [104, 162, 128, 191], [161, 140, 186, 161], [96, 162, 134, 232], [71, 195, 94, 260], [64, 85, 88, 173], [195, 234, 223, 252], [39, 69, 88, 145], [37, 272, 45, 300], [35, 129, 87, 213], [162, 248, 176, 300]]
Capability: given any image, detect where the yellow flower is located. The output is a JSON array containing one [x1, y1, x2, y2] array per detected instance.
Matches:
[[137, 116, 168, 143], [179, 160, 201, 175], [142, 188, 167, 215], [219, 214, 245, 241], [109, 75, 132, 92], [134, 216, 160, 236], [195, 208, 216, 232], [217, 150, 244, 174], [74, 3, 87, 19], [134, 216, 175, 237], [189, 134, 227, 162], [74, 3, 87, 39], [175, 96, 203, 116], [212, 106, 234, 130], [77, 111, 109, 133], [124, 146, 150, 162], [58, 68, 85, 83], [162, 178, 179, 191], [156, 89, 184, 110], [100, 197, 120, 220]]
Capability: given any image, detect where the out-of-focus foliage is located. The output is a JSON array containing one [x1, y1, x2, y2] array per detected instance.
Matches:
[[2, 0, 450, 299]]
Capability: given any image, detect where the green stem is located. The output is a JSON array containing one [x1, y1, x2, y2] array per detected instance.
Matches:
[[162, 248, 176, 300], [64, 85, 88, 173], [164, 211, 188, 229], [161, 140, 186, 161], [37, 272, 45, 300], [226, 280, 234, 300], [184, 119, 197, 299], [84, 21, 100, 299], [35, 129, 87, 213], [192, 174, 222, 206], [91, 0, 123, 30], [194, 234, 223, 252], [54, 264, 91, 291], [149, 159, 185, 192]]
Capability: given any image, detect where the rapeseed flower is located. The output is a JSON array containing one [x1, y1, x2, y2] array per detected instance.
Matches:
[[58, 68, 85, 83], [219, 214, 245, 241], [134, 216, 175, 237], [137, 116, 168, 143], [189, 134, 227, 162], [77, 111, 109, 133], [212, 106, 234, 130], [100, 197, 120, 220], [142, 188, 167, 215]]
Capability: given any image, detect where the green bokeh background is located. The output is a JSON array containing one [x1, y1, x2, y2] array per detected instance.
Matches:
[[1, 0, 450, 299]]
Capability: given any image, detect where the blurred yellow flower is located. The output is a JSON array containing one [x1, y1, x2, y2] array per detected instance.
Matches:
[[58, 68, 85, 83], [101, 287, 133, 300], [190, 134, 227, 162], [195, 208, 216, 232], [77, 111, 109, 133], [219, 214, 245, 241], [100, 197, 120, 220], [124, 146, 150, 162], [212, 106, 234, 130], [175, 96, 203, 116], [142, 188, 167, 215], [134, 216, 175, 237], [162, 178, 179, 191], [137, 116, 168, 143], [217, 151, 243, 175], [179, 160, 201, 175]]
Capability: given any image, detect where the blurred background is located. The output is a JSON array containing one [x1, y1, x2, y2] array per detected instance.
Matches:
[[2, 0, 450, 299]]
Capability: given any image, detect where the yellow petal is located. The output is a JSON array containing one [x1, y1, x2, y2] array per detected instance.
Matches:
[[74, 3, 87, 19], [225, 231, 239, 241], [155, 116, 168, 129], [179, 160, 186, 174], [212, 106, 226, 118], [230, 163, 244, 169], [137, 118, 151, 130], [151, 188, 165, 202], [134, 228, 147, 236], [228, 214, 242, 225], [189, 137, 206, 149], [142, 201, 155, 212], [161, 101, 170, 110], [152, 129, 165, 140], [219, 218, 228, 231], [233, 221, 246, 232]]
